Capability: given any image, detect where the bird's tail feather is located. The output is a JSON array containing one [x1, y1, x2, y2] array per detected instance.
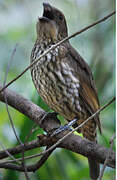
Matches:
[[88, 157, 100, 180], [80, 118, 100, 180]]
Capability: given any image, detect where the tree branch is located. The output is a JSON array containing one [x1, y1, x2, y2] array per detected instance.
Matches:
[[0, 85, 115, 171], [0, 136, 49, 160], [0, 134, 115, 171]]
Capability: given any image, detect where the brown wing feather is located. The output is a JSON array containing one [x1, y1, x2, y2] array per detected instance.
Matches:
[[79, 82, 101, 133], [67, 43, 101, 133]]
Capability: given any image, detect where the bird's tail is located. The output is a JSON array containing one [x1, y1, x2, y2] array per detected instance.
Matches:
[[79, 118, 100, 180], [88, 157, 100, 180]]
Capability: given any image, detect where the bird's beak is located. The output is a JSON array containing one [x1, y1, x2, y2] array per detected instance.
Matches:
[[43, 2, 52, 12], [43, 3, 53, 20]]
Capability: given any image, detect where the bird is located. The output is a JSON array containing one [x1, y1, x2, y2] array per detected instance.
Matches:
[[30, 3, 101, 180]]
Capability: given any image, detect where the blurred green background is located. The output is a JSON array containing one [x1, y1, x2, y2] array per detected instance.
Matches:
[[0, 0, 115, 180]]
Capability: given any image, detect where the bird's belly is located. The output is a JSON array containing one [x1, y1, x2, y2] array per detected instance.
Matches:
[[31, 60, 82, 120]]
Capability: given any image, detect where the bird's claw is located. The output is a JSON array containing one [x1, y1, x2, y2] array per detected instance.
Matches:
[[51, 118, 78, 137], [51, 125, 72, 137]]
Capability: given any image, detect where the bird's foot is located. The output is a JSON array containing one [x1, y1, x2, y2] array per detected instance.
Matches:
[[51, 118, 78, 137], [40, 112, 58, 124]]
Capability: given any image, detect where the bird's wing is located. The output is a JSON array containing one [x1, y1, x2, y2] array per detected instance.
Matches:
[[67, 44, 101, 133]]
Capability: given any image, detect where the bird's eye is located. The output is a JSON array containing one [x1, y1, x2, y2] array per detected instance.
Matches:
[[59, 15, 63, 21]]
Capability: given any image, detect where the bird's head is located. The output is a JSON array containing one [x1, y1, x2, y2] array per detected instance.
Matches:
[[36, 16, 58, 42], [36, 3, 68, 41]]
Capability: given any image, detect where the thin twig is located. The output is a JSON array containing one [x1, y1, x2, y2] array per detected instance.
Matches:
[[3, 95, 22, 144], [0, 141, 20, 165], [1, 97, 115, 164], [3, 44, 18, 86], [2, 44, 30, 180], [0, 45, 21, 166], [0, 11, 115, 93], [30, 145, 56, 172], [99, 133, 116, 180], [3, 44, 22, 144]]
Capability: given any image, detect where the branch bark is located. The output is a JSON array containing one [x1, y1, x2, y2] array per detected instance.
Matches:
[[0, 85, 115, 171], [0, 133, 115, 169]]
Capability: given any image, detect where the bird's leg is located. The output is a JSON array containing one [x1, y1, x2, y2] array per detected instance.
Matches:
[[42, 112, 58, 121], [51, 118, 78, 137], [40, 112, 59, 124], [39, 111, 61, 134]]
